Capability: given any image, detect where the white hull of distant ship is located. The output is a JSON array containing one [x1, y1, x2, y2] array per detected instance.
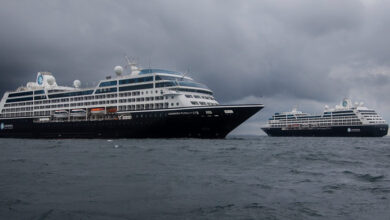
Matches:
[[0, 104, 263, 138], [262, 125, 388, 137]]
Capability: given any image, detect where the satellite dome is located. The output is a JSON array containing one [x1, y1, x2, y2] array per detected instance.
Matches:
[[26, 82, 36, 89], [47, 77, 55, 85], [73, 80, 81, 88], [114, 66, 123, 76]]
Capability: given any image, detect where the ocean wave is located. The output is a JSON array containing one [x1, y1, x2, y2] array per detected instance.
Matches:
[[343, 170, 385, 182]]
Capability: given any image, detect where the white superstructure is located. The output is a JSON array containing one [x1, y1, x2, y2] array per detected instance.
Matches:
[[0, 65, 219, 120]]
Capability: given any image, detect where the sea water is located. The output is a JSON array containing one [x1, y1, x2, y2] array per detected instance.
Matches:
[[0, 137, 389, 219]]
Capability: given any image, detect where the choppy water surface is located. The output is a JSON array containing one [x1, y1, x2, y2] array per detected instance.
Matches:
[[0, 137, 390, 219]]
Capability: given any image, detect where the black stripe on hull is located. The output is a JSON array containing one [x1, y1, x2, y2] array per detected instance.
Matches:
[[262, 124, 389, 137], [0, 105, 263, 139]]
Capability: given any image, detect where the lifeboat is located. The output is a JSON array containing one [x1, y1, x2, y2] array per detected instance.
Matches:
[[107, 107, 117, 114], [53, 110, 68, 118], [291, 124, 300, 128], [70, 109, 86, 117], [90, 107, 105, 115]]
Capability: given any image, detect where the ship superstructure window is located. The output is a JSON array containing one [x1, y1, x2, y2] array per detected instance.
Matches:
[[177, 81, 209, 89], [155, 80, 209, 91], [358, 110, 375, 113], [95, 88, 117, 94], [99, 81, 117, 87], [155, 81, 177, 88], [119, 83, 153, 92], [48, 90, 94, 98], [48, 89, 65, 93], [119, 76, 153, 85], [34, 95, 47, 100], [34, 90, 45, 95], [8, 91, 33, 98], [333, 111, 354, 114], [358, 110, 378, 115], [139, 69, 181, 75], [175, 88, 213, 95], [155, 75, 191, 81], [6, 96, 33, 103]]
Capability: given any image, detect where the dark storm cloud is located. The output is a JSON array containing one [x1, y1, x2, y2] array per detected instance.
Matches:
[[1, 0, 390, 131]]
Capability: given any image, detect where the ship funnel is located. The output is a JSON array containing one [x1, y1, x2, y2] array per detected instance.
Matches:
[[36, 72, 57, 88], [342, 98, 352, 108]]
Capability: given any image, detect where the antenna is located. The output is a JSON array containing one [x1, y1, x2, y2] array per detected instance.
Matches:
[[174, 78, 179, 86], [181, 72, 188, 81], [123, 55, 133, 71], [123, 55, 139, 75], [292, 104, 298, 112], [125, 55, 131, 67], [180, 66, 190, 81]]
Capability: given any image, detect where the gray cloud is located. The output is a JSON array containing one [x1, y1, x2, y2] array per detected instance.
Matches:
[[1, 0, 390, 134]]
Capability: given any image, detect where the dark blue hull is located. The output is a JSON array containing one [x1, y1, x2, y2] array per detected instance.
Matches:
[[262, 124, 388, 137], [0, 104, 263, 139]]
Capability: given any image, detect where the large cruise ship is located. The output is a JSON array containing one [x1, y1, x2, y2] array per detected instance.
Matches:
[[262, 98, 388, 137], [0, 63, 263, 138]]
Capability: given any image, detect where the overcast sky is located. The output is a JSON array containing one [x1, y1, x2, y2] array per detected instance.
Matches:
[[1, 0, 389, 134]]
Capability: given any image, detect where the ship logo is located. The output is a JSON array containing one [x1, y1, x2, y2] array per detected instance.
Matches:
[[0, 123, 4, 130], [37, 74, 43, 85]]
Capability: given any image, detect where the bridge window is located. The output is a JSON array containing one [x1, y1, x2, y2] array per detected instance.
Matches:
[[99, 81, 117, 87], [8, 91, 33, 98], [119, 76, 153, 85]]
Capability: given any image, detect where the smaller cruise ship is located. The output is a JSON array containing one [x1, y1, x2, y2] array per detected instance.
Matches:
[[262, 98, 388, 137]]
